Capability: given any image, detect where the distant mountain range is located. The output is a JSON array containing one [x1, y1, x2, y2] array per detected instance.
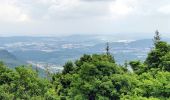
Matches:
[[0, 35, 169, 71]]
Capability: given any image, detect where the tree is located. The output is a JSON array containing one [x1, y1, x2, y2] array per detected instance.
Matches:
[[153, 30, 161, 46], [145, 31, 170, 70], [129, 60, 146, 74], [160, 52, 170, 71], [106, 42, 110, 56], [105, 42, 115, 63], [0, 64, 57, 99], [62, 61, 74, 74], [145, 41, 170, 69], [1, 31, 170, 99]]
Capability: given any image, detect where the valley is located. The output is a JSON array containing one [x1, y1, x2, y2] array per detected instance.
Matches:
[[0, 35, 169, 72]]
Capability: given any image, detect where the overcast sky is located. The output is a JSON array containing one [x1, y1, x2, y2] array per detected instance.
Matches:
[[0, 0, 170, 38]]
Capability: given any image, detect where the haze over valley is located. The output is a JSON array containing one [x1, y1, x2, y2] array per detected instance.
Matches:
[[0, 34, 169, 72]]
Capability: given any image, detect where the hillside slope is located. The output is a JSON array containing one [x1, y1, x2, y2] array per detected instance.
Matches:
[[0, 49, 25, 68]]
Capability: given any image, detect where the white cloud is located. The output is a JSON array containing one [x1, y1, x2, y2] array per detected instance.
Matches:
[[158, 5, 170, 14], [44, 0, 80, 18], [42, 0, 135, 20], [0, 0, 138, 21], [0, 1, 30, 22], [0, 0, 170, 36], [109, 0, 136, 19]]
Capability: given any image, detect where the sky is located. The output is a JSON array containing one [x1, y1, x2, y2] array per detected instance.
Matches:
[[0, 0, 170, 38]]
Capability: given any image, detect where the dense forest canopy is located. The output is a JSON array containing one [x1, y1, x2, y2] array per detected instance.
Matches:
[[0, 31, 170, 100]]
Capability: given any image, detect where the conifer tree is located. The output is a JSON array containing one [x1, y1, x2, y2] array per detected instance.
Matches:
[[106, 42, 110, 56], [105, 42, 115, 63], [153, 30, 161, 45]]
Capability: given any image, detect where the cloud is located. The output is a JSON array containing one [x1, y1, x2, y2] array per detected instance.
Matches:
[[42, 0, 140, 20], [0, 0, 170, 36], [109, 0, 136, 18], [0, 0, 137, 21], [40, 0, 135, 20], [158, 5, 170, 15], [41, 0, 112, 20], [0, 0, 30, 22], [1, 0, 170, 21]]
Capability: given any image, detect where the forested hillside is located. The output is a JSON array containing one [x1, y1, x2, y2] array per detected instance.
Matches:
[[0, 49, 25, 68], [0, 33, 170, 100]]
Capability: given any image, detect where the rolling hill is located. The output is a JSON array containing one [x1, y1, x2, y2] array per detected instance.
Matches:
[[0, 49, 25, 68]]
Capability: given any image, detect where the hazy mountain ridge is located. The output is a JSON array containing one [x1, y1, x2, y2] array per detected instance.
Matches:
[[0, 35, 169, 71]]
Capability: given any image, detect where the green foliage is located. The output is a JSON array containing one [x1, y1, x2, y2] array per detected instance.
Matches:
[[0, 64, 58, 99], [160, 52, 170, 71], [62, 61, 74, 74], [1, 34, 170, 99], [129, 60, 146, 74], [145, 41, 170, 70], [51, 38, 170, 99]]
